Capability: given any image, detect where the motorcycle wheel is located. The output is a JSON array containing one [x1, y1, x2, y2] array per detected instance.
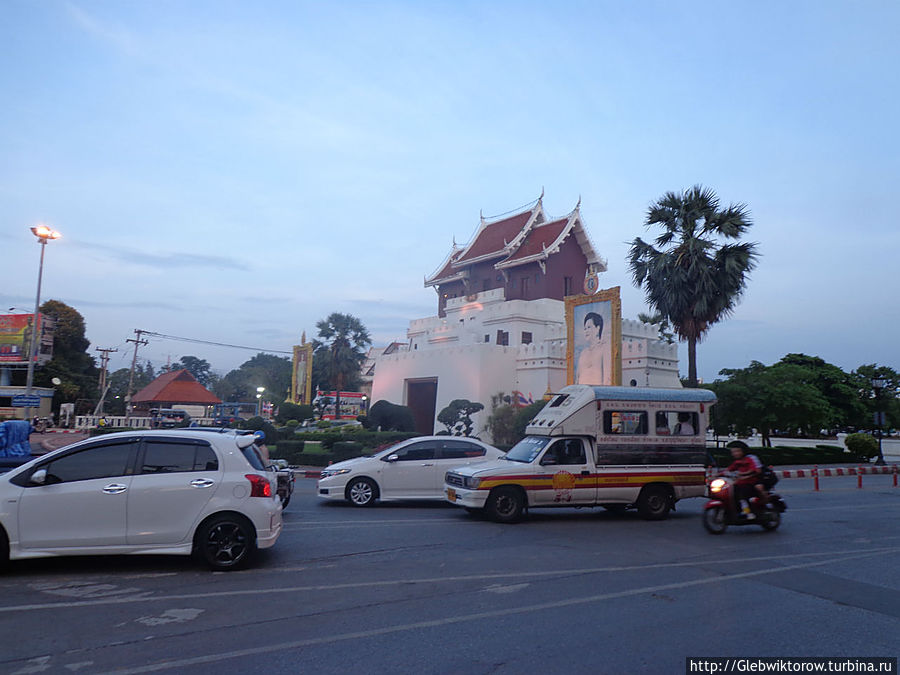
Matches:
[[760, 510, 781, 531], [702, 507, 728, 534]]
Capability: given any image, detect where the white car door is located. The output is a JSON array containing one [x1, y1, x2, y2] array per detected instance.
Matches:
[[532, 438, 596, 506], [17, 439, 139, 549], [378, 440, 439, 498], [127, 437, 222, 546]]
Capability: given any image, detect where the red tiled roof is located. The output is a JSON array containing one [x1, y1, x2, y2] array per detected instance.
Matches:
[[427, 251, 464, 284], [454, 211, 533, 265], [132, 369, 221, 404], [500, 218, 569, 264]]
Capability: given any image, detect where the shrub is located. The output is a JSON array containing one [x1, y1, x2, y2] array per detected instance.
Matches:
[[844, 433, 879, 462], [89, 426, 137, 436], [239, 416, 279, 445], [270, 440, 305, 465], [332, 441, 364, 460], [367, 400, 415, 432], [286, 419, 299, 428], [276, 402, 314, 424]]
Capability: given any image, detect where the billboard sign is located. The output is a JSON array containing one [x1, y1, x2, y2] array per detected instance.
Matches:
[[565, 287, 622, 386], [314, 390, 365, 420], [0, 313, 54, 365]]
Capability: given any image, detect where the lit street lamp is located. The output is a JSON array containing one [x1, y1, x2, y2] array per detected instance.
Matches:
[[256, 386, 265, 417], [24, 225, 61, 420], [872, 377, 886, 466]]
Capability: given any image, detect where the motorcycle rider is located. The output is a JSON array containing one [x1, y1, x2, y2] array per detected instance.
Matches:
[[724, 440, 761, 519]]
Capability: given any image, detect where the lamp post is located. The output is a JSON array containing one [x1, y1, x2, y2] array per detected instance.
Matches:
[[24, 225, 61, 421], [256, 386, 265, 417], [872, 377, 886, 466]]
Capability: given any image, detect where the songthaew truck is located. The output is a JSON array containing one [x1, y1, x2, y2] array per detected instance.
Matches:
[[444, 385, 716, 523]]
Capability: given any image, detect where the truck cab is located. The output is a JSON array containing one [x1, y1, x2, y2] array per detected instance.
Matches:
[[444, 385, 716, 522]]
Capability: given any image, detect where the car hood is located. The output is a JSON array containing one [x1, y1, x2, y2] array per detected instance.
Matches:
[[447, 458, 521, 477], [326, 455, 375, 471]]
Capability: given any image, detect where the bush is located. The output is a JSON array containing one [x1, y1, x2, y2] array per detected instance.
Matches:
[[332, 441, 364, 460], [89, 426, 137, 436], [844, 433, 879, 462], [286, 419, 299, 428], [239, 416, 279, 445], [368, 400, 416, 432], [270, 440, 305, 465], [276, 402, 314, 424]]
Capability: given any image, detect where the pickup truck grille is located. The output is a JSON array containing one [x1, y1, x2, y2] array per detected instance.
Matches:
[[445, 472, 464, 488]]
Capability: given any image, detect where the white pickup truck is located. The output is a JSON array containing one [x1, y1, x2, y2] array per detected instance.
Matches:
[[444, 385, 716, 522]]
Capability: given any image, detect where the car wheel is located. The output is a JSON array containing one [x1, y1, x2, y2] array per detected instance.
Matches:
[[637, 486, 671, 520], [346, 478, 378, 507], [486, 487, 525, 523], [197, 515, 256, 571]]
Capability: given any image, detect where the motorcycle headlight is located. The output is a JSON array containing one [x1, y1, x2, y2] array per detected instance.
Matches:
[[463, 476, 482, 489], [709, 478, 726, 493], [320, 468, 351, 479]]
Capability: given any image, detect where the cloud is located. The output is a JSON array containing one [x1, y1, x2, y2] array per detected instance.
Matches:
[[67, 240, 252, 271]]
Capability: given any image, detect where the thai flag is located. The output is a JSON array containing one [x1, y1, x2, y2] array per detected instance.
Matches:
[[514, 391, 533, 407]]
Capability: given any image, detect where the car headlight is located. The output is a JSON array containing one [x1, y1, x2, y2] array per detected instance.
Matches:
[[463, 476, 482, 489], [320, 468, 351, 479], [709, 478, 726, 493]]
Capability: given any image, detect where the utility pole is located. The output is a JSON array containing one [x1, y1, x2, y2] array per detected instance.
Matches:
[[125, 330, 148, 419], [94, 347, 118, 416]]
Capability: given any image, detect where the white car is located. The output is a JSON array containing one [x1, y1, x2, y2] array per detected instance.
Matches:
[[0, 429, 282, 571], [318, 436, 504, 506]]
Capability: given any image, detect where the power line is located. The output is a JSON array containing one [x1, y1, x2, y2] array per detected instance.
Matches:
[[139, 330, 293, 355]]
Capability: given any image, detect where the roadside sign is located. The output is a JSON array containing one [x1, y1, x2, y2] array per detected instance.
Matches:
[[11, 395, 42, 407]]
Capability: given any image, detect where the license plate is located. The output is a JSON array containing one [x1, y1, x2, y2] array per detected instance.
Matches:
[[447, 488, 457, 502]]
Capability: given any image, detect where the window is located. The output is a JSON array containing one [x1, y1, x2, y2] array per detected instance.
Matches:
[[482, 279, 490, 291], [603, 411, 648, 435], [439, 440, 485, 459], [564, 276, 573, 296], [393, 442, 436, 461], [521, 331, 533, 345], [141, 440, 218, 474], [496, 330, 509, 346], [42, 442, 135, 484], [520, 276, 529, 295], [540, 439, 586, 466], [655, 411, 699, 437], [484, 334, 490, 343]]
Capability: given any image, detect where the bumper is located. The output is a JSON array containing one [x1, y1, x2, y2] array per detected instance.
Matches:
[[317, 479, 348, 501], [444, 485, 489, 509], [256, 509, 283, 549]]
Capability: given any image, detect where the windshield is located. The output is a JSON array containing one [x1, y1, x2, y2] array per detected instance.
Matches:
[[505, 436, 552, 463]]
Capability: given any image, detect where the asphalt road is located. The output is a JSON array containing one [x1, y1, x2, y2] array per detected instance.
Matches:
[[1, 475, 898, 675]]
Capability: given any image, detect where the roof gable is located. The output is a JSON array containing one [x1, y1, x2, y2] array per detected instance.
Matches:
[[132, 369, 222, 405]]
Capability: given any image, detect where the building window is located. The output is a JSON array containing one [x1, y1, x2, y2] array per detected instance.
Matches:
[[521, 332, 533, 345], [482, 279, 490, 291], [564, 276, 573, 296], [520, 276, 529, 295], [484, 334, 490, 343], [496, 330, 509, 346]]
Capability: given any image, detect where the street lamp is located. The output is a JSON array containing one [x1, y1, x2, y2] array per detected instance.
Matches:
[[872, 377, 886, 466], [256, 386, 265, 417], [24, 224, 61, 420]]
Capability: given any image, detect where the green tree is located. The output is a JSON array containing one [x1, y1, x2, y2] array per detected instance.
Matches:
[[485, 392, 517, 446], [104, 361, 155, 414], [779, 354, 865, 430], [172, 355, 213, 387], [32, 300, 98, 406], [437, 399, 484, 437], [275, 401, 314, 424], [213, 353, 292, 403], [852, 364, 899, 430], [313, 313, 371, 393], [637, 311, 675, 344], [628, 186, 759, 387]]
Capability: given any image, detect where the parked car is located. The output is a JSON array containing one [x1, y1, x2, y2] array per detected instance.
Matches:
[[317, 435, 504, 506], [0, 428, 282, 571]]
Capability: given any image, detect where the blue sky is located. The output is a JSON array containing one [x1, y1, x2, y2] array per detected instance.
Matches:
[[2, 1, 897, 382]]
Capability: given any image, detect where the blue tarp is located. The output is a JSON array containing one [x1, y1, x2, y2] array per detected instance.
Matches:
[[0, 420, 33, 457]]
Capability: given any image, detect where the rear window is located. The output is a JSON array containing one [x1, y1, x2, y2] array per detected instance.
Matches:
[[240, 444, 266, 470], [603, 411, 648, 435]]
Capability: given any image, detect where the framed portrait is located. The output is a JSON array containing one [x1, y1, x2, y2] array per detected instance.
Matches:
[[292, 343, 314, 404], [565, 287, 622, 386]]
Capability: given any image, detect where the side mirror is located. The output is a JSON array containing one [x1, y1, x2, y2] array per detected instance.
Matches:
[[384, 454, 399, 463], [30, 468, 47, 485]]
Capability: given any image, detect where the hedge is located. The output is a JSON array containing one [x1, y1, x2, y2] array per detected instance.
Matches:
[[708, 444, 871, 467]]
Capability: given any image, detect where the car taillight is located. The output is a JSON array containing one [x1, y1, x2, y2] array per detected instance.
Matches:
[[246, 473, 272, 498]]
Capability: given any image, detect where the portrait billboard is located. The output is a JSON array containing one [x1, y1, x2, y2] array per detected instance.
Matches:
[[565, 287, 622, 386], [0, 313, 52, 364], [291, 343, 314, 405]]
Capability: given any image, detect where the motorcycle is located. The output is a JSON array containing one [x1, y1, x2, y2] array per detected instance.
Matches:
[[702, 473, 786, 534]]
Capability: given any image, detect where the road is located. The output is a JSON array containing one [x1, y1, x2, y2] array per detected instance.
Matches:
[[0, 475, 898, 674]]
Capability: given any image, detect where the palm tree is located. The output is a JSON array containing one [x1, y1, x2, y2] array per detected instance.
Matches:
[[314, 313, 372, 416], [628, 185, 759, 387], [637, 311, 675, 344]]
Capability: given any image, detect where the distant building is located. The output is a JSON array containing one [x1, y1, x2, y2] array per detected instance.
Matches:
[[132, 369, 221, 417], [370, 197, 681, 439]]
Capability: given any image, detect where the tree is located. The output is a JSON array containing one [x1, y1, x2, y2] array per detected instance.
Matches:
[[367, 400, 415, 432], [32, 299, 98, 406], [172, 355, 213, 387], [313, 313, 371, 393], [275, 401, 314, 424], [437, 399, 484, 437], [104, 361, 155, 415], [628, 186, 759, 386], [779, 354, 865, 430], [851, 364, 899, 430], [213, 353, 292, 403]]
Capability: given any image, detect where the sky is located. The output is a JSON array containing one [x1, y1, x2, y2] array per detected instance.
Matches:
[[2, 0, 898, 383]]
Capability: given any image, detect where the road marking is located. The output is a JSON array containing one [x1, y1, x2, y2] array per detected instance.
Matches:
[[2, 546, 898, 614], [91, 549, 892, 674], [135, 609, 204, 626], [284, 518, 466, 528], [484, 583, 530, 594]]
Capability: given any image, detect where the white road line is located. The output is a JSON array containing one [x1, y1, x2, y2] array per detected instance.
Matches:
[[2, 546, 897, 614], [92, 549, 893, 674]]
